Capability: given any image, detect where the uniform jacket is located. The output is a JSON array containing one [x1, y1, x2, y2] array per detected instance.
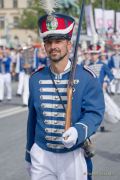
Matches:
[[2, 56, 12, 73], [25, 64, 105, 163], [88, 59, 114, 85], [108, 54, 120, 69], [0, 58, 3, 73]]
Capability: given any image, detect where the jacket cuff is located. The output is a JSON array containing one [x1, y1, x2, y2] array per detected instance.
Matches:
[[25, 150, 31, 163], [74, 122, 88, 145]]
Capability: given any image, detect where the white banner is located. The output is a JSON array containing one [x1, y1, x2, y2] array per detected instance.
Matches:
[[94, 8, 103, 29], [116, 12, 120, 32], [94, 8, 115, 32], [85, 4, 96, 36], [104, 10, 115, 31]]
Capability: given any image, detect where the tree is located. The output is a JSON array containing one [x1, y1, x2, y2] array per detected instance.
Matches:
[[19, 0, 44, 30]]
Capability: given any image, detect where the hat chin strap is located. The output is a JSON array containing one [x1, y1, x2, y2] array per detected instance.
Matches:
[[40, 22, 74, 38]]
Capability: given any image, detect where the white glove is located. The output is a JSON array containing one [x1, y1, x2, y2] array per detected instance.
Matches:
[[26, 162, 31, 176], [62, 127, 78, 148]]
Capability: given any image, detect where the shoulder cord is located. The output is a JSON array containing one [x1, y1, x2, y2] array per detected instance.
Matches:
[[49, 69, 66, 112]]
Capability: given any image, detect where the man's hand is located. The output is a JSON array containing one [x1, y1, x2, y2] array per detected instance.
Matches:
[[62, 127, 78, 148]]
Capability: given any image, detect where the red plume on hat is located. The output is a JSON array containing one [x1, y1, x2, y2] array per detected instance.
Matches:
[[89, 44, 101, 54], [38, 0, 75, 41]]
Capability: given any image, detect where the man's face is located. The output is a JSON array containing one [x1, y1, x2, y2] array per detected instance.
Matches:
[[44, 39, 71, 63], [91, 53, 99, 62], [84, 53, 91, 60]]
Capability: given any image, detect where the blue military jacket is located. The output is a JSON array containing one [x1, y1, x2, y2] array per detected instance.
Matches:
[[2, 56, 12, 73], [88, 59, 114, 85], [108, 54, 120, 69], [25, 64, 105, 162]]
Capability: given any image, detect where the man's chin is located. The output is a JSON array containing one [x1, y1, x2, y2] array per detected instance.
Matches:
[[51, 59, 61, 63], [50, 57, 63, 63]]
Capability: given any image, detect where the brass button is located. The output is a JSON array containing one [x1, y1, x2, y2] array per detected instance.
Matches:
[[54, 121, 58, 124], [54, 112, 58, 116], [40, 88, 43, 92], [40, 95, 43, 100], [55, 104, 58, 108], [41, 104, 45, 108], [55, 96, 59, 100], [53, 129, 58, 133], [56, 80, 60, 84], [53, 137, 57, 140], [45, 128, 48, 132], [44, 120, 48, 124], [43, 112, 46, 116]]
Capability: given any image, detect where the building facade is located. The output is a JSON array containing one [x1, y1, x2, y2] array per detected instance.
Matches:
[[0, 0, 31, 29], [0, 0, 37, 46]]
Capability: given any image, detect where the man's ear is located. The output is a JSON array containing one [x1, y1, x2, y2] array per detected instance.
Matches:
[[67, 41, 72, 52]]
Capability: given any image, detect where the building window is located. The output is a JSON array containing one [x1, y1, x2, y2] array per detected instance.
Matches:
[[0, 0, 4, 8], [13, 0, 18, 8], [0, 16, 5, 28], [14, 16, 19, 27]]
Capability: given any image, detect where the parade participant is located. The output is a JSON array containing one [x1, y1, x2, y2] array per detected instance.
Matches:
[[88, 45, 120, 130], [88, 45, 114, 86], [25, 11, 105, 180], [37, 43, 49, 67], [108, 41, 120, 94], [0, 47, 13, 101], [0, 46, 4, 102], [99, 50, 108, 65], [16, 44, 34, 106], [81, 49, 91, 66], [15, 47, 25, 97], [80, 41, 91, 66]]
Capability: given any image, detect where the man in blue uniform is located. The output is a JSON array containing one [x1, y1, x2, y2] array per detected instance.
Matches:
[[108, 42, 120, 94], [88, 45, 115, 132], [25, 13, 105, 180], [88, 45, 114, 87]]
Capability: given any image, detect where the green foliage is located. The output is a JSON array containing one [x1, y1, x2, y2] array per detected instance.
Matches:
[[105, 0, 120, 11], [19, 0, 44, 30], [19, 10, 37, 29]]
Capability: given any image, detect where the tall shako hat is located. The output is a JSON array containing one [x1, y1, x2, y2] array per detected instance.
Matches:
[[89, 44, 101, 54], [38, 0, 75, 42]]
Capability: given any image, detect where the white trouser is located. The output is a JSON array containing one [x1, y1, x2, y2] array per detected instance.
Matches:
[[110, 79, 120, 94], [30, 143, 87, 180], [0, 73, 4, 100], [22, 74, 29, 105], [116, 79, 120, 93], [17, 72, 24, 95], [3, 73, 12, 100]]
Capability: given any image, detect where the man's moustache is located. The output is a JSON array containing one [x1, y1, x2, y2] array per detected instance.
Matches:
[[50, 49, 59, 54]]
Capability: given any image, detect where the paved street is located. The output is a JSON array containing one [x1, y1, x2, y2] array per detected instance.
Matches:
[[0, 81, 120, 180]]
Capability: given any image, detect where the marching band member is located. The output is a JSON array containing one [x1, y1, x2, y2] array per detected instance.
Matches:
[[88, 45, 120, 129], [16, 45, 34, 106], [0, 46, 4, 102], [22, 45, 34, 106], [16, 47, 25, 97], [25, 10, 105, 180], [108, 41, 120, 94], [1, 47, 13, 101], [88, 45, 114, 86]]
